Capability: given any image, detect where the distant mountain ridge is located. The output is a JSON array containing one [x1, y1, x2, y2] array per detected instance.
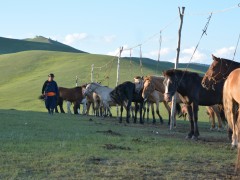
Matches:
[[0, 36, 85, 54]]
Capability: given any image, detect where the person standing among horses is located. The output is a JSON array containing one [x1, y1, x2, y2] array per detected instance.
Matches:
[[41, 73, 59, 114]]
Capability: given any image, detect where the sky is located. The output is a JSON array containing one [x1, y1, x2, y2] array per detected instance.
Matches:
[[1, 0, 240, 64]]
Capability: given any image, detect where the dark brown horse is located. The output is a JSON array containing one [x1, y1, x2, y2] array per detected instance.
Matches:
[[202, 54, 240, 90], [163, 69, 223, 140], [56, 86, 84, 114]]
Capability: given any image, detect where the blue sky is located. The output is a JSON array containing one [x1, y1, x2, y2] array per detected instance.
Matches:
[[1, 0, 239, 64]]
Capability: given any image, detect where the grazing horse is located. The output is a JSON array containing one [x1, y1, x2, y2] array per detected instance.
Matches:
[[56, 86, 84, 114], [84, 83, 114, 117], [110, 81, 144, 124], [163, 69, 223, 140], [140, 76, 182, 125]]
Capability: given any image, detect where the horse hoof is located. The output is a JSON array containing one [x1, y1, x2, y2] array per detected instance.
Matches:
[[127, 120, 130, 124], [119, 120, 122, 123], [191, 136, 198, 141], [140, 121, 144, 125], [185, 135, 192, 139]]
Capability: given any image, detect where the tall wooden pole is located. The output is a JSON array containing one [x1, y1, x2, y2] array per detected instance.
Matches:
[[91, 64, 94, 82], [170, 7, 185, 130], [116, 46, 123, 86]]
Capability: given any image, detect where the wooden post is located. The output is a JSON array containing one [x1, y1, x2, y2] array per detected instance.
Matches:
[[91, 64, 94, 82], [170, 7, 185, 130], [76, 76, 78, 87], [116, 47, 123, 86], [116, 46, 123, 119]]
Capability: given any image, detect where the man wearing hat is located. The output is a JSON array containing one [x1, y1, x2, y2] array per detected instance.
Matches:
[[41, 73, 59, 114]]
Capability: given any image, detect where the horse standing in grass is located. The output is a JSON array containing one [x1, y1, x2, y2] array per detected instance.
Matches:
[[163, 69, 223, 140], [84, 83, 114, 117], [140, 76, 182, 125], [55, 86, 84, 114], [110, 81, 144, 124]]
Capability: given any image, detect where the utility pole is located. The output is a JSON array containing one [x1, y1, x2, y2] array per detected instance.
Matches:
[[170, 7, 185, 130]]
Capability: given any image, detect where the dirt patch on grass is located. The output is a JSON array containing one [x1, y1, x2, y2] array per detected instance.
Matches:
[[86, 156, 108, 165], [103, 144, 131, 151], [96, 129, 122, 136]]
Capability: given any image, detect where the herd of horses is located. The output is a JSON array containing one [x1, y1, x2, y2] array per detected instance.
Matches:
[[41, 54, 240, 172]]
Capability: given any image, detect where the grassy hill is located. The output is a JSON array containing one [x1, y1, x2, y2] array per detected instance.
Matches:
[[0, 36, 84, 54], [0, 35, 210, 114], [0, 50, 210, 112]]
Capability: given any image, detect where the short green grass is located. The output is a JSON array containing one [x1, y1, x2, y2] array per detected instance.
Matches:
[[0, 109, 238, 179]]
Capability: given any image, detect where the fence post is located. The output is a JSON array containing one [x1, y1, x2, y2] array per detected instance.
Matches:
[[170, 7, 185, 130]]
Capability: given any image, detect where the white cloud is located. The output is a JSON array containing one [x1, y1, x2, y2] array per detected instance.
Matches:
[[179, 47, 207, 63], [64, 33, 88, 45], [213, 46, 235, 58], [103, 35, 116, 43]]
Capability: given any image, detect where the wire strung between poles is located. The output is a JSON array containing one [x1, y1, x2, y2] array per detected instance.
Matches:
[[139, 45, 143, 75], [177, 13, 213, 85], [233, 33, 240, 61], [156, 31, 162, 74]]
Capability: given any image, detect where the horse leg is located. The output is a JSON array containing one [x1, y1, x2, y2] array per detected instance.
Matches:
[[192, 103, 199, 140], [59, 98, 65, 113], [156, 101, 163, 124], [67, 101, 72, 114], [139, 102, 144, 124], [147, 102, 150, 122], [119, 104, 123, 123], [213, 106, 223, 131], [73, 102, 79, 114], [134, 102, 138, 123], [232, 102, 238, 147], [186, 105, 194, 139], [126, 100, 131, 123], [142, 102, 146, 122], [163, 101, 171, 125], [151, 103, 156, 124]]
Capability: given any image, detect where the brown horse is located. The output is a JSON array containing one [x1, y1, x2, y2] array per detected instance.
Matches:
[[141, 76, 182, 125], [163, 69, 223, 140], [56, 86, 84, 114], [202, 54, 240, 90], [223, 68, 240, 172]]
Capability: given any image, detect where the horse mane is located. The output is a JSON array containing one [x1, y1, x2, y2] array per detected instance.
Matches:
[[212, 54, 240, 65], [164, 69, 201, 80]]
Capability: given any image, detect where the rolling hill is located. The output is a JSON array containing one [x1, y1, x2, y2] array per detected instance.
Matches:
[[0, 36, 210, 112], [0, 36, 85, 54]]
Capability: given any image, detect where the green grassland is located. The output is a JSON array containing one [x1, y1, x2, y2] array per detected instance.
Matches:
[[1, 36, 236, 179], [0, 109, 238, 179]]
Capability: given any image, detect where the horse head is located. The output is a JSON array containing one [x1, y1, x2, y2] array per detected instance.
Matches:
[[84, 83, 99, 96], [202, 54, 234, 90], [134, 76, 144, 93], [163, 70, 179, 102], [142, 77, 155, 102]]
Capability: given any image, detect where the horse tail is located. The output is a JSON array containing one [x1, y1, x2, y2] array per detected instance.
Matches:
[[38, 95, 45, 100], [223, 80, 232, 129]]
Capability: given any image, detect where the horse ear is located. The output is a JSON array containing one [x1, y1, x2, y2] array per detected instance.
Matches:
[[162, 71, 166, 76], [212, 54, 219, 61]]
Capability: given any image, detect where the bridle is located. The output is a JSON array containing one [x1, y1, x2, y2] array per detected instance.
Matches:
[[203, 58, 233, 86]]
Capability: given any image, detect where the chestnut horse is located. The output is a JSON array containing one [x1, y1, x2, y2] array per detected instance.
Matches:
[[163, 69, 223, 140], [140, 76, 182, 125], [202, 54, 240, 90]]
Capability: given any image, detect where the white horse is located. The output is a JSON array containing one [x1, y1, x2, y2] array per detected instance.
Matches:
[[84, 83, 114, 117]]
